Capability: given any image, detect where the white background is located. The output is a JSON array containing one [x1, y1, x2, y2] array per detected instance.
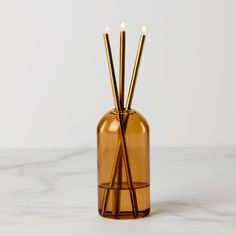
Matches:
[[0, 0, 235, 148]]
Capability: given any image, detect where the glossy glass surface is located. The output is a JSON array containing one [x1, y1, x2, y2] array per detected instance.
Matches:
[[97, 109, 150, 219]]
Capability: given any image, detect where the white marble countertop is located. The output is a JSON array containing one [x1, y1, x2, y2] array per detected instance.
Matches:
[[0, 148, 235, 236]]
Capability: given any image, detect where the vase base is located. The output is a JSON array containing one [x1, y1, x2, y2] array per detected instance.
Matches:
[[98, 208, 150, 220]]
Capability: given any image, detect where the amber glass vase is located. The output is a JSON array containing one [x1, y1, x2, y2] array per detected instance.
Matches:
[[97, 109, 150, 219]]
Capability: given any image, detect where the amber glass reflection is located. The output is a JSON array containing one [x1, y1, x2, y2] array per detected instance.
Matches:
[[97, 109, 150, 219]]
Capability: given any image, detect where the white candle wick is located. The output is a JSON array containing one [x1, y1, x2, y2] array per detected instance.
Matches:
[[120, 22, 126, 31], [105, 26, 109, 33], [141, 26, 146, 35]]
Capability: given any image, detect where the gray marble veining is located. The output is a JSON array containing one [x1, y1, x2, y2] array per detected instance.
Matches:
[[0, 148, 235, 236]]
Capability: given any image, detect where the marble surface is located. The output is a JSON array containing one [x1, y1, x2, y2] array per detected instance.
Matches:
[[0, 148, 235, 236]]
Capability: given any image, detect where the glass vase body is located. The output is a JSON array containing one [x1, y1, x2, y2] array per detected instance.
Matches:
[[97, 109, 150, 219]]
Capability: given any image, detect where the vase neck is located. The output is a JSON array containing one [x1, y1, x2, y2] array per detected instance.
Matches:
[[112, 109, 135, 115]]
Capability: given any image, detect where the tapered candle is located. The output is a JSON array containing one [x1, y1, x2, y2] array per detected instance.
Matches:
[[101, 26, 147, 215], [119, 22, 126, 110], [113, 22, 126, 214], [126, 26, 146, 110], [103, 29, 138, 216]]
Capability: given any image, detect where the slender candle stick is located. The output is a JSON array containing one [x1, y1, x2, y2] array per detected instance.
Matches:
[[119, 22, 126, 110], [126, 26, 146, 110], [103, 30, 138, 216], [101, 26, 146, 215], [113, 22, 126, 214]]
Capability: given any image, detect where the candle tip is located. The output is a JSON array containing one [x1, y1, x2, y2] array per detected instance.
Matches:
[[141, 26, 146, 35], [105, 26, 109, 33], [120, 22, 126, 31]]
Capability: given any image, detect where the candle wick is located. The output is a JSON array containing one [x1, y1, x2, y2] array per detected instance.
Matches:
[[141, 26, 146, 35], [120, 22, 126, 31], [105, 26, 109, 33]]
